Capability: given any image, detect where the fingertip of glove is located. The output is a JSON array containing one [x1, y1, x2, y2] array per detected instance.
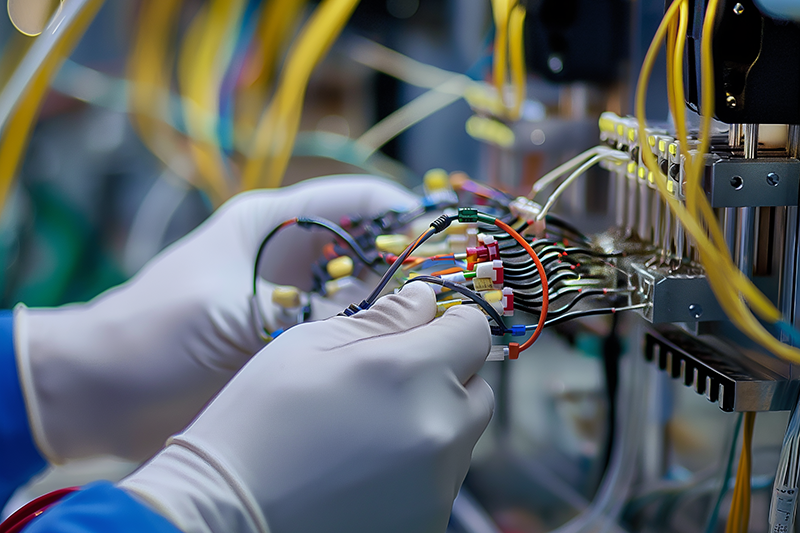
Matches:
[[437, 305, 492, 353]]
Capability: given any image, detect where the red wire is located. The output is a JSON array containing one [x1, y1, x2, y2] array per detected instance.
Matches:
[[494, 218, 548, 354], [0, 488, 78, 533]]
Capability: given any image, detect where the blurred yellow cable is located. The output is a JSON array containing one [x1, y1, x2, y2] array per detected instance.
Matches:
[[242, 0, 360, 191], [491, 0, 510, 99], [177, 0, 245, 204], [726, 412, 755, 533], [0, 0, 103, 213], [508, 5, 526, 120], [636, 0, 800, 361], [128, 0, 199, 189], [236, 0, 308, 141]]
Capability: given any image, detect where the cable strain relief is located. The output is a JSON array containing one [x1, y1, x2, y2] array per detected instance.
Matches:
[[508, 342, 521, 360], [430, 214, 453, 233]]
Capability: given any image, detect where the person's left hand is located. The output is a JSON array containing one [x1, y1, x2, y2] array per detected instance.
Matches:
[[14, 174, 419, 463]]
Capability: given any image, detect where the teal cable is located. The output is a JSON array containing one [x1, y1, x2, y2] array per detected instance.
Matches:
[[705, 413, 744, 533]]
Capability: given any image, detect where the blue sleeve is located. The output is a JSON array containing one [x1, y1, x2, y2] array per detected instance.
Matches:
[[0, 310, 47, 508], [23, 482, 182, 533]]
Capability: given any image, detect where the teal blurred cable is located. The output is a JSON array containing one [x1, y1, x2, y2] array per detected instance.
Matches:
[[704, 413, 744, 533]]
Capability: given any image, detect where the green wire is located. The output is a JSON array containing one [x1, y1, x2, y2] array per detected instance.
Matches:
[[704, 413, 744, 533]]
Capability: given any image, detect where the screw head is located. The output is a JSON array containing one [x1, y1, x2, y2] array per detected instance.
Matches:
[[730, 175, 744, 190], [726, 95, 737, 108], [547, 55, 564, 74], [689, 304, 703, 319], [767, 172, 780, 187], [733, 2, 745, 14]]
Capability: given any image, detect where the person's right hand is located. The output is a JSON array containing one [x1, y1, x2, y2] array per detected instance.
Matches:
[[119, 283, 494, 533]]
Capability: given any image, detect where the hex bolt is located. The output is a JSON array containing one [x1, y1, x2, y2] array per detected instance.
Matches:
[[730, 175, 744, 190], [733, 3, 745, 14], [767, 172, 780, 187], [726, 95, 737, 108], [688, 304, 703, 319]]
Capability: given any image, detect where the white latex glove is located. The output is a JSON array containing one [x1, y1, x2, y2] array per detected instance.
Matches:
[[13, 175, 419, 463], [119, 283, 494, 533]]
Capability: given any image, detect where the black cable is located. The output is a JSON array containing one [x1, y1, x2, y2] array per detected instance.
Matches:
[[404, 275, 508, 331], [542, 304, 646, 328], [252, 216, 378, 295], [358, 214, 456, 311]]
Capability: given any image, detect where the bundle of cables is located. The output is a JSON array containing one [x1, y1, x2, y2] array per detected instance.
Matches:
[[250, 183, 642, 359], [633, 0, 800, 363]]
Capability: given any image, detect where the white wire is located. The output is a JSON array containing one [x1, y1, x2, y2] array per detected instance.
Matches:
[[535, 151, 628, 221], [529, 146, 621, 198], [356, 75, 472, 157], [346, 36, 462, 90], [548, 349, 647, 533], [769, 397, 800, 532], [0, 0, 100, 132]]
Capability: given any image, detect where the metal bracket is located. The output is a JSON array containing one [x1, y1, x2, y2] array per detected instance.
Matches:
[[705, 158, 800, 207], [644, 325, 799, 412], [629, 263, 726, 323]]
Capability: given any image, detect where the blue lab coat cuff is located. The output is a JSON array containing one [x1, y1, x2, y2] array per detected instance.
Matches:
[[0, 310, 46, 508], [23, 482, 182, 533]]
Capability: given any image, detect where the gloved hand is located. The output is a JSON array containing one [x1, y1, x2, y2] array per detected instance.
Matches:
[[119, 283, 494, 533], [13, 175, 418, 463]]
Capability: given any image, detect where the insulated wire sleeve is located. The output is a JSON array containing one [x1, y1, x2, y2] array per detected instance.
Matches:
[[364, 226, 438, 307], [539, 304, 647, 329], [403, 275, 507, 330], [528, 146, 620, 199], [769, 398, 800, 533], [536, 151, 628, 221]]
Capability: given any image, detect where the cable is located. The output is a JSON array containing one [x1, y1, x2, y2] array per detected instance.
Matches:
[[403, 275, 507, 330], [177, 0, 245, 202], [252, 216, 377, 294], [705, 414, 744, 533], [528, 146, 623, 199], [361, 225, 440, 309], [635, 0, 800, 362], [726, 412, 756, 533], [536, 151, 628, 221], [508, 4, 526, 120], [356, 76, 472, 157], [494, 218, 548, 353], [769, 398, 800, 533], [539, 304, 647, 329], [0, 0, 104, 214], [242, 0, 360, 191]]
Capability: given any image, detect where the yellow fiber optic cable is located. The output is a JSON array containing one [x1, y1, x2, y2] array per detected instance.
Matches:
[[177, 0, 245, 204], [242, 0, 360, 191], [127, 0, 199, 188], [636, 0, 800, 361], [725, 412, 755, 533], [491, 0, 511, 100], [236, 0, 308, 141], [0, 0, 104, 213], [508, 5, 527, 120]]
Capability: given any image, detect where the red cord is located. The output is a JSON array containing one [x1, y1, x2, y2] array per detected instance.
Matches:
[[0, 488, 78, 533], [494, 219, 548, 356]]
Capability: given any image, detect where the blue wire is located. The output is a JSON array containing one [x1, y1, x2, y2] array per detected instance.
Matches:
[[704, 413, 744, 533], [218, 0, 262, 154], [777, 320, 800, 346]]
